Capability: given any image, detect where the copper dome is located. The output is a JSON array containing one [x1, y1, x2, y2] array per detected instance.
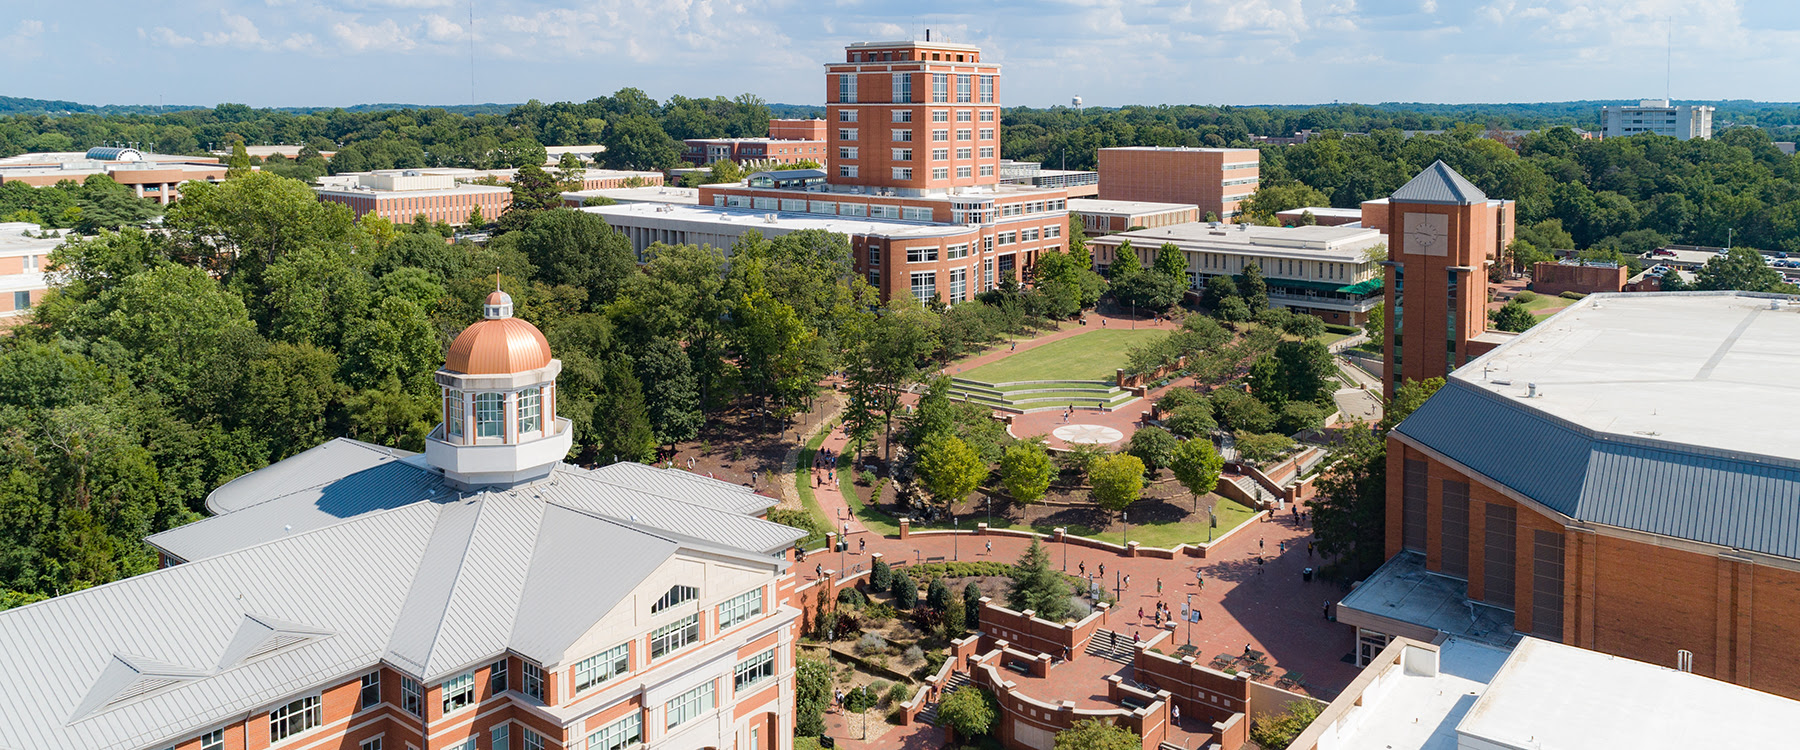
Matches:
[[444, 316, 553, 374]]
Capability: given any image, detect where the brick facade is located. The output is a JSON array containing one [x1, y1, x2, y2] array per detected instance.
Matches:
[[1095, 148, 1259, 219]]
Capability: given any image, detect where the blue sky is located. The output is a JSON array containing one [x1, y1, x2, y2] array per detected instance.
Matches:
[[4, 0, 1797, 109]]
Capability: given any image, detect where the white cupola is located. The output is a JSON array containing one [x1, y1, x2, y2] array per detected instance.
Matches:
[[423, 288, 573, 489]]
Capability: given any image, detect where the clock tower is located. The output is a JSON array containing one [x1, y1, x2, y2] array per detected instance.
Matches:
[[1367, 161, 1515, 398]]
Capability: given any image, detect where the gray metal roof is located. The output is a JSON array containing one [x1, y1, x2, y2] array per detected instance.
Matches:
[[1396, 380, 1800, 559], [0, 451, 801, 750], [204, 438, 419, 514], [583, 460, 778, 515], [1390, 160, 1487, 205]]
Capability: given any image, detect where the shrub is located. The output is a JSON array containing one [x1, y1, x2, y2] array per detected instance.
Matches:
[[844, 684, 879, 712], [903, 645, 926, 665], [927, 576, 952, 611], [1323, 323, 1360, 335], [859, 469, 877, 486], [796, 656, 832, 736], [857, 632, 888, 655], [937, 685, 1000, 739], [839, 587, 867, 607], [924, 649, 949, 674], [1067, 596, 1092, 619], [1559, 290, 1588, 300], [1249, 700, 1324, 749], [1513, 289, 1540, 303], [863, 600, 897, 623], [870, 558, 893, 590], [891, 570, 919, 609], [964, 581, 984, 627], [886, 682, 912, 706]]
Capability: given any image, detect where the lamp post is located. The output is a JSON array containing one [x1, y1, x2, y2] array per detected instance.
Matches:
[[985, 496, 992, 528], [1122, 510, 1129, 549], [1185, 593, 1194, 646], [954, 516, 960, 561]]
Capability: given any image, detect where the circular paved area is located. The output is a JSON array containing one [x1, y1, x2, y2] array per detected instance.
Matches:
[[1053, 424, 1125, 444]]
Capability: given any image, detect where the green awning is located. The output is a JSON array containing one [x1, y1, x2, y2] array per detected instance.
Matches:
[[1337, 278, 1384, 295]]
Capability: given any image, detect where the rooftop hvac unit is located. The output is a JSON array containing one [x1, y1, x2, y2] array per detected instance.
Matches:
[[764, 214, 779, 224]]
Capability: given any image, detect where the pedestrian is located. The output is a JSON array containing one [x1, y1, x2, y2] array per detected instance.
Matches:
[[1079, 561, 1086, 576], [1133, 629, 1140, 642], [859, 537, 866, 554], [1124, 574, 1131, 590], [986, 540, 992, 555], [1322, 599, 1331, 620], [751, 471, 758, 485], [1157, 578, 1163, 594], [1259, 537, 1265, 552], [1307, 541, 1314, 558], [1139, 606, 1145, 620], [1172, 703, 1181, 725], [1099, 563, 1105, 578], [1279, 540, 1287, 553], [836, 688, 844, 711], [816, 563, 822, 579], [1195, 569, 1203, 588]]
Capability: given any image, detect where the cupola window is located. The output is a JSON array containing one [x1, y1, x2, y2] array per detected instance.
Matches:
[[445, 389, 466, 438], [517, 388, 542, 434], [474, 393, 505, 438]]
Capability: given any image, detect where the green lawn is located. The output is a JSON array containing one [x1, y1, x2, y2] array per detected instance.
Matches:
[[793, 425, 836, 546], [958, 328, 1168, 384], [855, 489, 1260, 550]]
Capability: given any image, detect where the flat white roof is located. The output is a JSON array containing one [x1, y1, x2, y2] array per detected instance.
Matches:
[[1067, 198, 1198, 216], [0, 224, 67, 255], [1458, 638, 1799, 749], [580, 203, 970, 239], [1276, 206, 1363, 218], [1098, 146, 1255, 153], [563, 186, 699, 205], [313, 183, 511, 198], [1092, 222, 1385, 263], [1461, 292, 1800, 463], [1343, 639, 1512, 750]]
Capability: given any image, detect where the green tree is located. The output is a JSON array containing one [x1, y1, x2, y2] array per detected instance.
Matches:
[[1236, 261, 1269, 311], [927, 576, 951, 611], [1153, 242, 1187, 279], [1215, 296, 1251, 323], [998, 441, 1054, 504], [943, 587, 967, 635], [1169, 438, 1225, 511], [240, 343, 341, 460], [1378, 377, 1443, 433], [1126, 426, 1177, 476], [1234, 431, 1294, 465], [1490, 298, 1537, 332], [1248, 340, 1335, 406], [1657, 267, 1692, 292], [1105, 240, 1142, 282], [870, 557, 892, 590], [596, 359, 656, 463], [795, 656, 832, 737], [226, 140, 252, 177], [1363, 302, 1385, 347], [842, 298, 937, 459], [163, 171, 354, 281], [1005, 537, 1071, 620], [1241, 181, 1330, 219], [964, 581, 984, 626], [1249, 701, 1323, 749], [1165, 403, 1217, 439], [634, 337, 702, 447], [1203, 274, 1238, 308], [1277, 401, 1327, 434], [1055, 718, 1142, 750], [495, 164, 566, 235], [507, 209, 639, 308], [936, 686, 999, 740], [890, 568, 918, 609], [1088, 453, 1145, 514], [916, 432, 985, 507], [1696, 247, 1795, 293], [733, 289, 822, 416], [600, 115, 682, 170], [340, 297, 440, 393]]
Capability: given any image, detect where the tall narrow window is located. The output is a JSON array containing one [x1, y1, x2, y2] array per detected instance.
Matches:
[[838, 73, 857, 104], [491, 726, 510, 750], [489, 658, 509, 695], [475, 392, 504, 438], [891, 72, 913, 102], [931, 73, 948, 103], [359, 671, 381, 711], [956, 74, 972, 103], [201, 729, 224, 750], [522, 662, 545, 701], [400, 677, 422, 716], [979, 76, 994, 103], [444, 390, 465, 438], [516, 388, 542, 434]]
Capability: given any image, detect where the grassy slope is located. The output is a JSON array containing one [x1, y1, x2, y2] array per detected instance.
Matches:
[[959, 328, 1168, 383]]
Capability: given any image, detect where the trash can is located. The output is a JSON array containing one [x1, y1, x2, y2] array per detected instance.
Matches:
[[1302, 567, 1315, 582]]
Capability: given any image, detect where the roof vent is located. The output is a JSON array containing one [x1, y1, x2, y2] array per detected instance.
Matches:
[[69, 653, 208, 722], [214, 613, 334, 671], [1527, 382, 1540, 398]]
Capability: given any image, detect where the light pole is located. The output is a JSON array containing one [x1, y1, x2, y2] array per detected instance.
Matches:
[[985, 496, 992, 529], [1122, 510, 1129, 549], [1185, 593, 1194, 646], [954, 516, 960, 561]]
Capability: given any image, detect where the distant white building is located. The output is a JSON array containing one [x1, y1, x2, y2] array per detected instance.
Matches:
[[1601, 99, 1714, 140]]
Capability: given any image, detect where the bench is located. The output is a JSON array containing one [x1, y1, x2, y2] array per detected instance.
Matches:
[[1118, 695, 1148, 710], [1005, 661, 1032, 675]]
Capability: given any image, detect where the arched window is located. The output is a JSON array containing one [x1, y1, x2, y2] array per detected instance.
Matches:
[[517, 388, 542, 434], [475, 392, 505, 438]]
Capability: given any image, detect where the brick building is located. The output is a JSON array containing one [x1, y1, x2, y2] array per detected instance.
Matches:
[[1067, 198, 1197, 236], [583, 39, 1071, 305], [0, 221, 62, 327], [315, 170, 514, 226], [683, 119, 829, 168], [0, 294, 806, 750], [1096, 147, 1260, 220], [0, 147, 227, 204], [1336, 291, 1800, 701], [1364, 161, 1517, 398], [1530, 259, 1626, 296]]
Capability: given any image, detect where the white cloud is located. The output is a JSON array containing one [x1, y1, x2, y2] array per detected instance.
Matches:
[[2, 19, 45, 59], [1421, 0, 1438, 13], [200, 11, 268, 48], [424, 14, 463, 43], [280, 33, 318, 51], [331, 17, 419, 51], [141, 26, 196, 47]]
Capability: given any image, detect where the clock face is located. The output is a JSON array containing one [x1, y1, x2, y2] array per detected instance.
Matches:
[[1404, 212, 1448, 257]]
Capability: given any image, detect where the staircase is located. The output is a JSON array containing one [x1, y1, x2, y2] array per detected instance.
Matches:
[[919, 672, 972, 726], [1085, 629, 1136, 664]]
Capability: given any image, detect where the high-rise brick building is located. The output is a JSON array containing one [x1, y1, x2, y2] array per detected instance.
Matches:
[[1095, 147, 1260, 220]]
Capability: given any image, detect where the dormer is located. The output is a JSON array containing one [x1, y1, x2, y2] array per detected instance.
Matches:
[[69, 653, 208, 722], [215, 613, 335, 671]]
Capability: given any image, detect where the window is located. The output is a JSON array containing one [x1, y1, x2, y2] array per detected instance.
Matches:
[[902, 207, 934, 222], [11, 291, 29, 310], [1047, 224, 1061, 238], [442, 671, 476, 714], [587, 712, 642, 750], [576, 643, 630, 692], [866, 245, 881, 266], [780, 198, 806, 212], [932, 148, 949, 161], [838, 73, 857, 103], [956, 110, 972, 122], [892, 72, 913, 102], [719, 588, 763, 630], [980, 109, 995, 122], [359, 672, 381, 710], [491, 726, 510, 750], [956, 147, 972, 159], [979, 146, 995, 159], [838, 165, 859, 178], [998, 231, 1017, 246], [891, 148, 912, 162], [201, 729, 224, 750], [946, 244, 969, 260], [838, 128, 857, 141], [666, 682, 716, 728], [932, 167, 950, 180], [23, 255, 37, 272], [1023, 228, 1040, 242], [490, 659, 508, 695], [752, 197, 777, 210], [910, 271, 936, 302], [522, 662, 544, 700], [984, 257, 995, 290], [522, 728, 545, 750], [445, 740, 476, 750], [907, 245, 939, 263], [734, 650, 776, 692], [979, 76, 994, 103], [891, 167, 913, 181], [838, 109, 856, 122], [956, 74, 972, 103], [444, 389, 465, 438], [892, 109, 912, 122], [400, 677, 422, 716], [957, 129, 972, 141], [474, 393, 504, 438], [932, 110, 949, 123], [949, 267, 967, 303], [653, 585, 698, 613], [891, 129, 912, 142], [360, 739, 382, 750], [516, 388, 541, 434], [979, 128, 994, 140], [956, 166, 972, 178], [651, 614, 700, 658], [270, 695, 322, 742], [931, 73, 948, 102], [979, 165, 994, 177], [839, 146, 857, 160], [932, 129, 949, 142]]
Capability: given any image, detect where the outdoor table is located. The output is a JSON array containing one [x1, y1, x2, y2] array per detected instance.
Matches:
[[1248, 662, 1273, 679], [1278, 670, 1304, 688], [1211, 654, 1236, 670], [1243, 648, 1266, 663]]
